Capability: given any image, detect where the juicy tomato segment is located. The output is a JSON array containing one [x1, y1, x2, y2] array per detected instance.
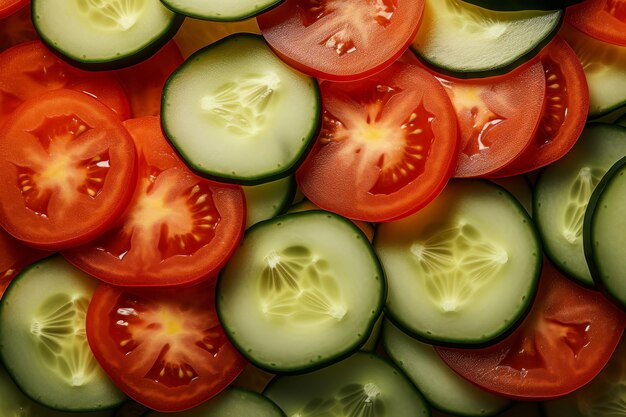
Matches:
[[0, 41, 130, 123], [63, 116, 245, 287], [86, 282, 247, 412], [296, 61, 458, 222], [566, 0, 626, 46], [492, 37, 588, 177], [257, 0, 425, 81], [0, 227, 50, 298], [0, 90, 137, 250], [0, 0, 27, 19], [437, 261, 625, 400], [433, 61, 546, 178], [0, 4, 38, 52]]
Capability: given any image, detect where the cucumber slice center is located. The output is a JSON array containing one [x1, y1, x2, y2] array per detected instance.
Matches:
[[562, 167, 605, 244], [77, 0, 147, 31], [295, 382, 385, 417]]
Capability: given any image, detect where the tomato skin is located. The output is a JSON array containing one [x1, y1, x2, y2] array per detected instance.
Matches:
[[296, 61, 458, 222], [257, 0, 425, 81], [0, 0, 28, 19], [86, 282, 247, 412], [0, 4, 38, 52], [436, 261, 626, 400], [0, 89, 137, 250], [0, 227, 50, 298], [566, 0, 626, 47], [63, 116, 246, 287]]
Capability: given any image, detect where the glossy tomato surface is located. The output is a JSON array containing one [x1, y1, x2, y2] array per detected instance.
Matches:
[[0, 4, 37, 52], [0, 0, 27, 19], [296, 61, 458, 222], [258, 0, 424, 81], [437, 261, 625, 400], [0, 227, 49, 298], [0, 90, 137, 250], [64, 116, 245, 287], [86, 282, 247, 412], [567, 0, 626, 47]]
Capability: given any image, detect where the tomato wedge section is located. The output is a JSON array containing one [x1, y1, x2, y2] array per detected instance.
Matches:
[[296, 61, 458, 222], [437, 261, 625, 400], [257, 0, 424, 81], [492, 37, 588, 177], [64, 116, 245, 287], [0, 89, 137, 250], [0, 0, 27, 19], [0, 41, 131, 123], [566, 0, 626, 47], [86, 282, 247, 412], [0, 4, 37, 52], [0, 227, 50, 298], [432, 61, 546, 178]]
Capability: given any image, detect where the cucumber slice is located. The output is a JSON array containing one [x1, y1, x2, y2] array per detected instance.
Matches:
[[534, 124, 626, 287], [461, 0, 582, 11], [617, 113, 626, 128], [264, 352, 429, 417], [412, 0, 562, 78], [217, 211, 385, 373], [160, 0, 283, 21], [0, 256, 125, 411], [374, 180, 541, 346], [145, 387, 285, 417], [383, 320, 512, 417], [32, 0, 183, 70], [243, 176, 296, 229], [584, 156, 626, 308], [560, 23, 626, 119], [162, 34, 320, 185], [433, 403, 543, 417], [361, 314, 383, 352]]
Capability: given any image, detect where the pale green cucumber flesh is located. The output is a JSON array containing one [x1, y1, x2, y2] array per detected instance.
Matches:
[[461, 0, 581, 11], [243, 176, 296, 229], [160, 0, 283, 21]]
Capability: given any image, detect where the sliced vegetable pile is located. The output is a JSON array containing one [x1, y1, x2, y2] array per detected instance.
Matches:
[[0, 0, 625, 416]]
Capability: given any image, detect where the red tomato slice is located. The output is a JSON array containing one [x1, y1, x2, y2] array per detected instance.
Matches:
[[433, 61, 546, 178], [257, 0, 424, 81], [437, 261, 626, 400], [566, 0, 626, 46], [0, 4, 37, 52], [114, 41, 183, 117], [491, 37, 588, 177], [296, 61, 458, 222], [0, 89, 137, 250], [0, 0, 27, 19], [0, 41, 131, 123], [63, 116, 245, 287], [0, 227, 50, 298], [86, 282, 247, 412]]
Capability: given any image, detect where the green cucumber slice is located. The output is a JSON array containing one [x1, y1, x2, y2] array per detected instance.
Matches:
[[264, 352, 429, 417], [160, 0, 283, 21], [217, 211, 385, 373], [0, 256, 125, 411], [145, 387, 285, 417], [412, 0, 562, 78], [32, 0, 183, 70], [534, 124, 626, 286], [383, 320, 512, 417], [584, 156, 626, 308], [243, 176, 296, 229], [560, 23, 626, 119], [616, 113, 626, 127], [461, 0, 582, 11], [433, 403, 543, 417], [162, 34, 320, 185], [374, 180, 541, 346]]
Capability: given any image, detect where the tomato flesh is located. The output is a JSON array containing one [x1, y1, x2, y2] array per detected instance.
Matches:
[[0, 4, 37, 52], [296, 61, 458, 222], [86, 282, 246, 412], [64, 116, 245, 287], [437, 261, 625, 400], [0, 0, 27, 19], [257, 0, 424, 81], [567, 0, 626, 47], [0, 227, 50, 298]]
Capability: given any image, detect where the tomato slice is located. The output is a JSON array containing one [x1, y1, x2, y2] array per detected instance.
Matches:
[[491, 37, 589, 177], [0, 227, 50, 298], [0, 0, 27, 19], [63, 116, 245, 287], [566, 0, 626, 47], [0, 4, 37, 52], [0, 41, 131, 123], [433, 61, 546, 178], [257, 0, 424, 81], [296, 61, 458, 222], [86, 282, 247, 412], [436, 261, 626, 400], [0, 89, 137, 250], [114, 41, 183, 117]]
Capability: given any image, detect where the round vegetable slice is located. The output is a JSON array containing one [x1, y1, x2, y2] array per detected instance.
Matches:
[[437, 260, 626, 400], [0, 89, 137, 250], [63, 116, 245, 287], [461, 0, 582, 11], [86, 281, 246, 412], [0, 4, 38, 52], [566, 0, 626, 47], [243, 176, 295, 229], [0, 227, 50, 298], [296, 61, 458, 222], [0, 0, 27, 19], [161, 0, 284, 21], [257, 0, 424, 81]]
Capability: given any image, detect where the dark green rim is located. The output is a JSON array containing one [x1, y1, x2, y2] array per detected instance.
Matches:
[[159, 0, 284, 22]]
